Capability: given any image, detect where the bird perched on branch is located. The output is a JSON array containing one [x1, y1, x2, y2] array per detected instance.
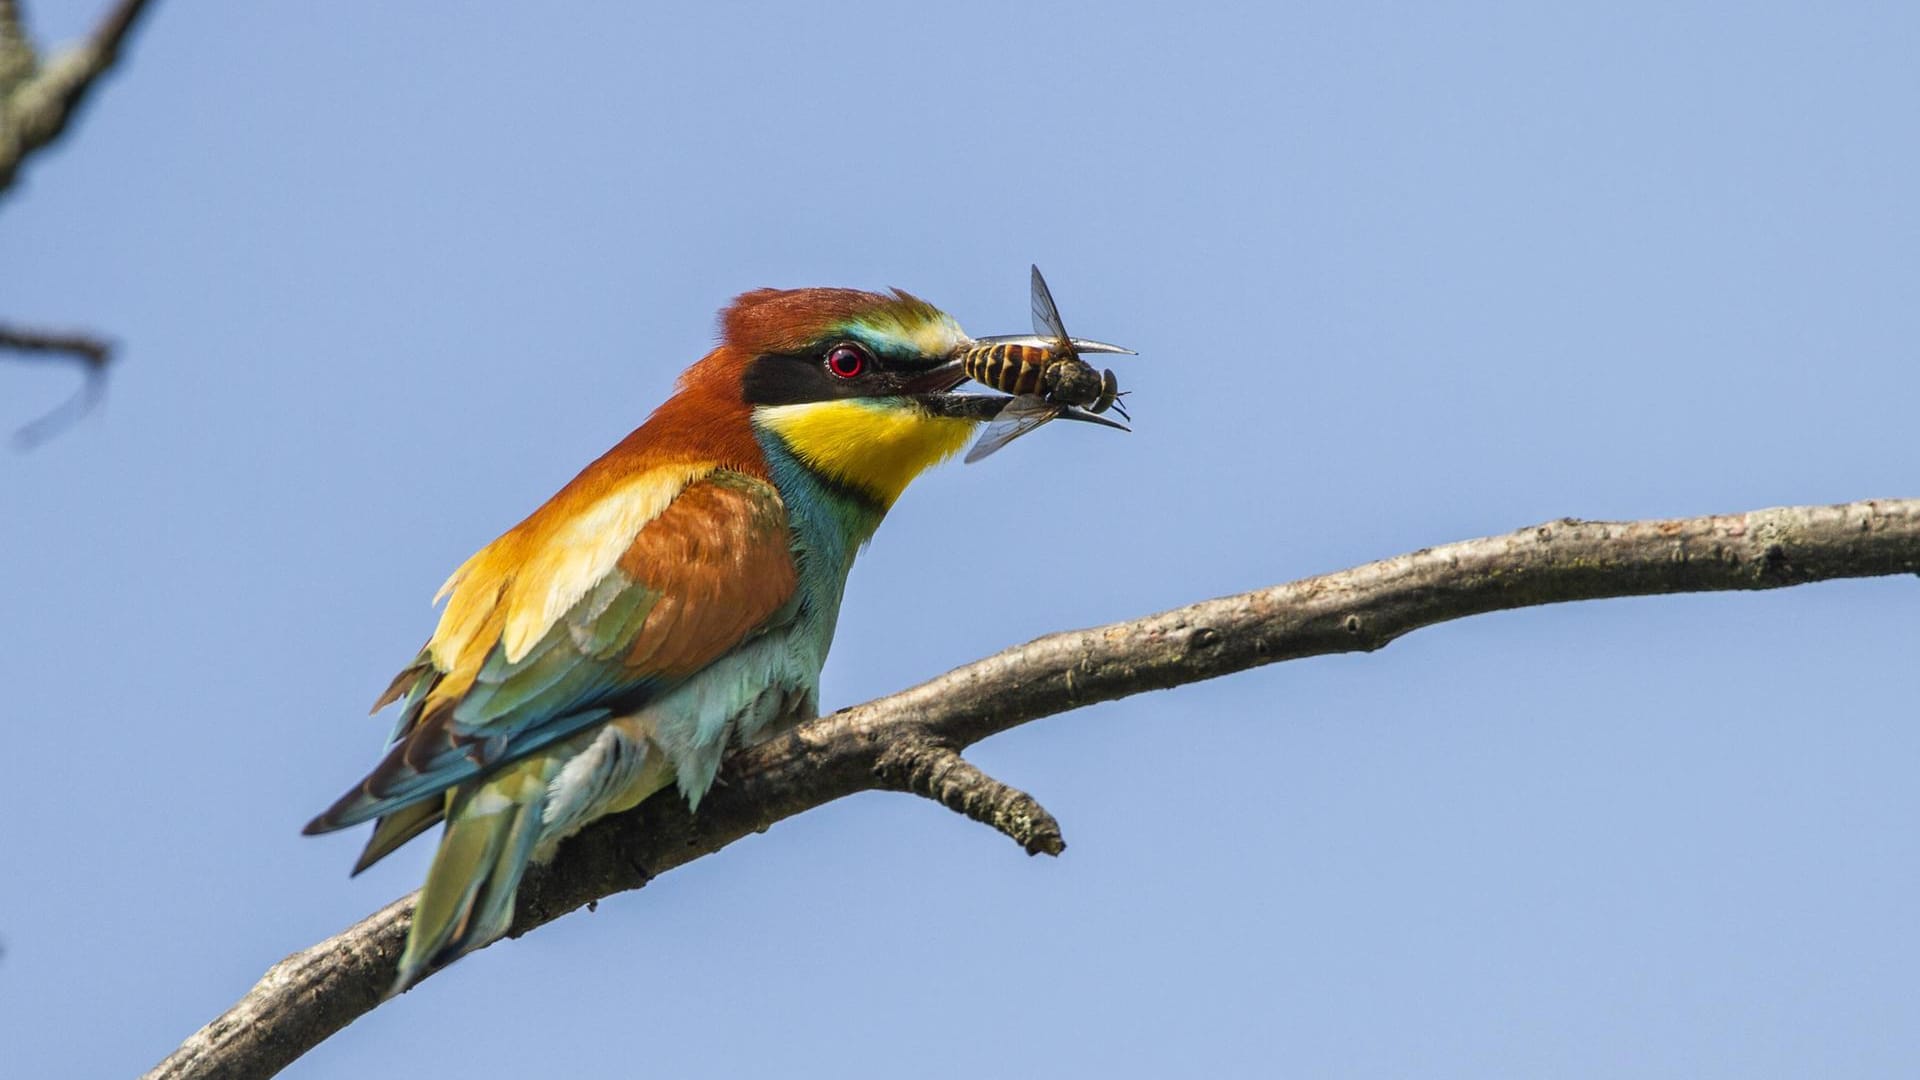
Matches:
[[306, 285, 1021, 993]]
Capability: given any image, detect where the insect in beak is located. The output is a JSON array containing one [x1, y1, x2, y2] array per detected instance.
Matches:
[[954, 265, 1138, 463]]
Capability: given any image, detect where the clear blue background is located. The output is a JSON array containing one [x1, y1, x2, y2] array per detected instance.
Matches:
[[4, 3, 1917, 1077]]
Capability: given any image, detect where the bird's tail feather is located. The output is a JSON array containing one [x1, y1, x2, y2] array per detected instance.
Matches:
[[352, 799, 444, 876], [392, 756, 560, 995]]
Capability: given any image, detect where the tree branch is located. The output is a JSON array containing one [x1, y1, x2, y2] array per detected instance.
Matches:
[[145, 498, 1920, 1080], [1, 0, 155, 443], [874, 736, 1067, 856], [0, 321, 108, 365], [0, 0, 155, 195]]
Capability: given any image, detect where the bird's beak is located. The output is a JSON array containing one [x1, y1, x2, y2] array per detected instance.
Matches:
[[900, 358, 1005, 421], [900, 358, 969, 398]]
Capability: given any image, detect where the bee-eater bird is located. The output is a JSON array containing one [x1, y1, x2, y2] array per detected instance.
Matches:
[[305, 285, 1005, 993]]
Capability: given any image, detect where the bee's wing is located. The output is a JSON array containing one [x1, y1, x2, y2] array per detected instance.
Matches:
[[964, 394, 1059, 464], [1029, 264, 1071, 346]]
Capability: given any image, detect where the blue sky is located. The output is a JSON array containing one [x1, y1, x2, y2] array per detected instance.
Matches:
[[4, 3, 1918, 1077]]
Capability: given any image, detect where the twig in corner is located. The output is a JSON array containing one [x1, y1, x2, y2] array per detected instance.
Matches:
[[0, 321, 112, 447]]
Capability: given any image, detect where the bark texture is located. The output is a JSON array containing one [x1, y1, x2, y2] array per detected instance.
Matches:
[[146, 498, 1920, 1080]]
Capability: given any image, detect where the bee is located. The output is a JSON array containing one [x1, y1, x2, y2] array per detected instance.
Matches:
[[959, 265, 1135, 464]]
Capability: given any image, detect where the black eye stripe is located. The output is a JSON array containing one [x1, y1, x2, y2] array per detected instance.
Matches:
[[741, 339, 947, 406], [743, 352, 879, 405]]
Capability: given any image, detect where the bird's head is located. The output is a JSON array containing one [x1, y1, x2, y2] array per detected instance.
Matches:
[[695, 286, 985, 508]]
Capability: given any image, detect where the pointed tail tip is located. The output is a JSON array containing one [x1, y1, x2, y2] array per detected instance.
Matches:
[[386, 937, 473, 999], [384, 932, 438, 997], [302, 780, 393, 838], [302, 797, 363, 835], [385, 962, 426, 1001]]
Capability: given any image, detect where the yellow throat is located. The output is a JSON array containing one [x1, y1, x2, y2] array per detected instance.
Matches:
[[755, 399, 974, 507]]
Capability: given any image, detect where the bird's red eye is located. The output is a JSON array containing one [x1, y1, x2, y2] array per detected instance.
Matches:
[[825, 345, 868, 379]]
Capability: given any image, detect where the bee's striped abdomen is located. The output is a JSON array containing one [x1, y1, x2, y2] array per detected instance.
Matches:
[[963, 342, 1055, 397]]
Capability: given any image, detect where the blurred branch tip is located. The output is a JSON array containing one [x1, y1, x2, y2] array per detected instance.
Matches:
[[145, 497, 1920, 1080], [0, 321, 112, 448]]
